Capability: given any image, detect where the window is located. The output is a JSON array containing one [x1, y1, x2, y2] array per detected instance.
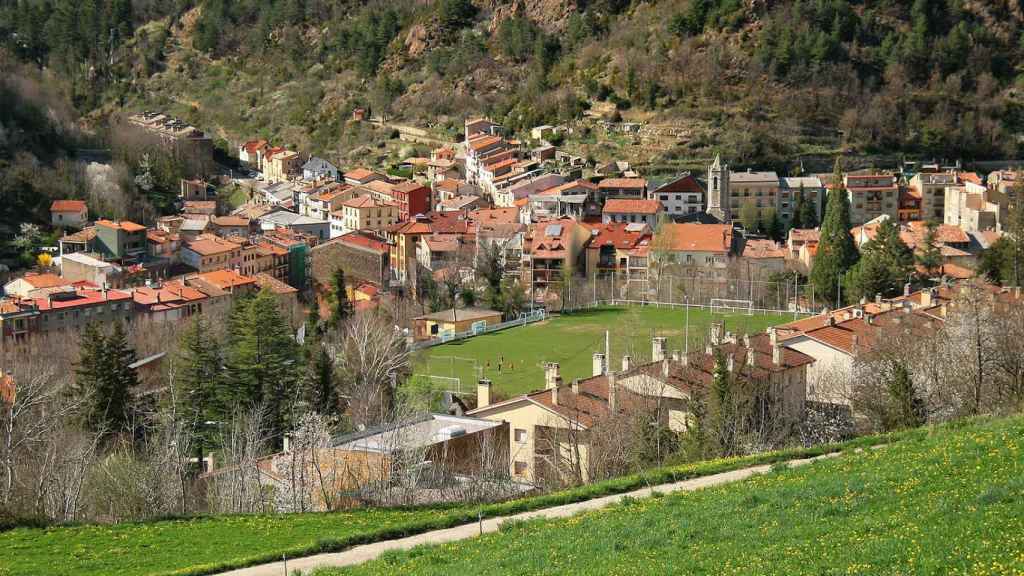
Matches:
[[514, 429, 528, 443], [675, 195, 681, 201], [514, 461, 528, 475]]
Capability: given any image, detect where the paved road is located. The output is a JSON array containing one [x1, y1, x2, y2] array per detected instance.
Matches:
[[219, 452, 840, 575]]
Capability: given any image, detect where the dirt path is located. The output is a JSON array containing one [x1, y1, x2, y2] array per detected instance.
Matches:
[[219, 452, 840, 575]]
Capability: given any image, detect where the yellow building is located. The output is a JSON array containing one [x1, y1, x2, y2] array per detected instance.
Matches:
[[336, 196, 400, 235], [264, 150, 302, 183], [412, 307, 503, 341]]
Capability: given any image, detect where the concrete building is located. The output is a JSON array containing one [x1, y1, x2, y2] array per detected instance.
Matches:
[[652, 173, 704, 218], [50, 200, 88, 229], [844, 174, 899, 225]]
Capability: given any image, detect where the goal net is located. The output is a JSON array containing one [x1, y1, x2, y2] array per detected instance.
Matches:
[[709, 298, 754, 315], [410, 374, 465, 396]]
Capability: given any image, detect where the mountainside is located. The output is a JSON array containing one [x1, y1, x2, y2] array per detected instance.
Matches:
[[5, 0, 1024, 172]]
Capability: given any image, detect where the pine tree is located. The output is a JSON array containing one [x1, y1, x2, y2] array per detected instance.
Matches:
[[75, 322, 107, 430], [225, 289, 301, 446], [175, 316, 224, 432], [810, 157, 859, 306], [915, 220, 943, 280], [884, 362, 926, 430], [76, 321, 137, 435], [846, 217, 914, 301], [331, 267, 352, 325], [302, 339, 336, 416], [104, 321, 139, 431]]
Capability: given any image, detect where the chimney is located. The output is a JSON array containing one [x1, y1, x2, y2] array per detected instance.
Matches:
[[726, 354, 735, 373], [826, 315, 835, 327], [852, 334, 860, 355], [652, 337, 667, 362], [769, 327, 782, 366], [710, 322, 723, 345], [572, 378, 580, 394], [742, 334, 751, 348], [545, 362, 561, 390], [477, 378, 491, 409], [875, 292, 882, 305], [621, 355, 632, 372], [607, 371, 617, 412], [746, 346, 755, 367], [904, 282, 912, 297], [593, 353, 606, 376], [921, 289, 933, 308], [671, 350, 681, 362]]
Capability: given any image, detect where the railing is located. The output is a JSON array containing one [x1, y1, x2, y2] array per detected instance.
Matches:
[[410, 309, 547, 350], [578, 299, 812, 318]]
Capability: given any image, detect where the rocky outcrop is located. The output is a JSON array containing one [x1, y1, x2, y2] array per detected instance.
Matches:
[[482, 0, 578, 34]]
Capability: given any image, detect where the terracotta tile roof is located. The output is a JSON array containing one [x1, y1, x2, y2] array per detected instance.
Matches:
[[211, 216, 250, 227], [345, 168, 376, 181], [331, 231, 389, 254], [469, 207, 520, 225], [96, 219, 146, 233], [185, 236, 240, 256], [598, 178, 647, 189], [662, 223, 733, 253], [14, 273, 67, 289], [51, 200, 87, 212], [423, 234, 465, 252], [742, 239, 787, 259], [62, 227, 97, 243], [467, 135, 502, 152], [437, 179, 466, 193], [588, 222, 652, 250], [655, 174, 702, 194], [254, 272, 298, 294], [341, 195, 395, 209], [195, 270, 257, 290], [242, 139, 268, 153], [788, 228, 820, 242], [28, 287, 132, 311], [603, 198, 661, 215]]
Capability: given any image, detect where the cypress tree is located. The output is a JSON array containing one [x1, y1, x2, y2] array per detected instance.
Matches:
[[708, 349, 736, 457], [331, 267, 352, 325], [810, 157, 859, 306], [915, 220, 943, 280], [791, 186, 806, 229], [884, 362, 926, 430]]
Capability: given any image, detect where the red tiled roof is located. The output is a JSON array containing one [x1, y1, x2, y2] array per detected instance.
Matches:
[[212, 216, 250, 227], [598, 178, 647, 189], [588, 222, 652, 250], [334, 231, 389, 254], [345, 168, 376, 181], [603, 198, 661, 215], [242, 139, 268, 153], [468, 135, 502, 152], [14, 273, 67, 289], [185, 236, 240, 256], [196, 270, 257, 290], [662, 223, 733, 253], [29, 287, 132, 311], [253, 273, 298, 295], [51, 200, 87, 212], [96, 219, 146, 233], [742, 239, 787, 259]]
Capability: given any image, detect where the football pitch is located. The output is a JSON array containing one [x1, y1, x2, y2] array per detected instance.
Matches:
[[412, 305, 796, 400]]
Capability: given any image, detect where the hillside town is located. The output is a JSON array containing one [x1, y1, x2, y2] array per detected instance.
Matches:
[[3, 110, 1024, 523]]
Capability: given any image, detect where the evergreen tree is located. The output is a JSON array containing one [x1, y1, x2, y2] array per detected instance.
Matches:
[[175, 316, 224, 432], [331, 267, 352, 325], [915, 220, 942, 280], [884, 362, 926, 430], [810, 157, 859, 307], [791, 187, 806, 229], [766, 209, 784, 242], [224, 289, 301, 446], [708, 348, 737, 456], [800, 193, 818, 228], [76, 321, 137, 435], [845, 217, 914, 301], [302, 339, 336, 416]]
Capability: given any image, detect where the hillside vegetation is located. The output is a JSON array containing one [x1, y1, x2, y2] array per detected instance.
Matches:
[[4, 1, 1024, 171], [321, 414, 1024, 576]]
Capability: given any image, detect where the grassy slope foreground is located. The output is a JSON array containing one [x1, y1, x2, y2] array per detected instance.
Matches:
[[322, 416, 1024, 576], [417, 306, 793, 397]]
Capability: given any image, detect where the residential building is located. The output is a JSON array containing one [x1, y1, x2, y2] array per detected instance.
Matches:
[[908, 172, 957, 221], [50, 200, 88, 229], [596, 178, 647, 202], [147, 229, 180, 263], [437, 195, 487, 213], [180, 179, 216, 201], [740, 239, 788, 276], [0, 299, 39, 344], [60, 252, 124, 288], [344, 168, 386, 187], [59, 227, 97, 257], [23, 286, 133, 335], [526, 180, 597, 222], [180, 235, 243, 273], [417, 234, 471, 272], [258, 211, 330, 242], [786, 228, 820, 259], [238, 139, 269, 170], [779, 177, 825, 224], [183, 200, 217, 218], [493, 174, 564, 208], [387, 213, 470, 287], [132, 281, 208, 322], [302, 182, 354, 221], [261, 228, 315, 289], [385, 180, 432, 220], [476, 222, 526, 279], [210, 216, 251, 238], [468, 333, 811, 483], [844, 174, 899, 224], [302, 157, 340, 181], [189, 269, 258, 295], [312, 231, 390, 290], [584, 222, 652, 290], [851, 216, 973, 267], [945, 181, 1002, 233], [434, 179, 481, 203], [602, 198, 662, 226], [521, 217, 592, 298], [3, 273, 69, 299], [653, 173, 704, 217], [898, 187, 922, 222], [412, 307, 503, 340], [706, 155, 781, 224], [127, 112, 213, 175], [657, 223, 736, 275], [334, 196, 399, 236], [264, 148, 302, 183], [95, 220, 148, 260]]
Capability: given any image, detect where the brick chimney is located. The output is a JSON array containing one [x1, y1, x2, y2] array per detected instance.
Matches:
[[652, 337, 667, 362], [621, 355, 632, 372], [477, 378, 491, 409], [593, 353, 606, 376]]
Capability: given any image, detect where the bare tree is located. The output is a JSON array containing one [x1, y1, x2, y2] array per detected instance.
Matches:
[[206, 405, 273, 515]]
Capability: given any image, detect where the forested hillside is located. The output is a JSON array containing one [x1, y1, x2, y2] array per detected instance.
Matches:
[[4, 0, 1024, 169]]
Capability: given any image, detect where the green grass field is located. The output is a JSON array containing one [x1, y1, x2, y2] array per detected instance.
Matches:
[[0, 428, 912, 576], [319, 415, 1024, 576], [414, 306, 795, 398]]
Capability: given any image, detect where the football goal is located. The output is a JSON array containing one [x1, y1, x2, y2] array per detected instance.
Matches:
[[709, 298, 754, 315], [410, 374, 465, 396]]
